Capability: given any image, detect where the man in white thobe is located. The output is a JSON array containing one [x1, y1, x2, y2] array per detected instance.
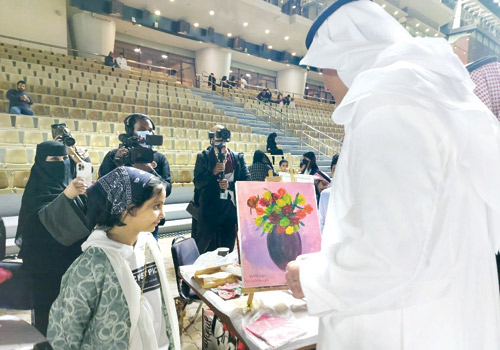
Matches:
[[285, 1, 500, 349]]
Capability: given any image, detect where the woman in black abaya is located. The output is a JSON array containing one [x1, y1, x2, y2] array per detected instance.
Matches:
[[15, 141, 89, 335]]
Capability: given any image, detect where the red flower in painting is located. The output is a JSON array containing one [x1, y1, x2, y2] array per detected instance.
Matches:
[[289, 216, 300, 226], [271, 193, 279, 201], [295, 210, 306, 220], [281, 205, 293, 217], [256, 207, 264, 216], [259, 198, 270, 207], [268, 212, 280, 223], [276, 225, 286, 234], [247, 196, 258, 209], [277, 188, 286, 198]]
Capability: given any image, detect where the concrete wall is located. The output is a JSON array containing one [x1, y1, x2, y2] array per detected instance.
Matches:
[[0, 0, 68, 53]]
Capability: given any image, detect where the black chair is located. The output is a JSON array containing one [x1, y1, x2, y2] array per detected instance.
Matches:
[[171, 236, 202, 332], [0, 216, 35, 313]]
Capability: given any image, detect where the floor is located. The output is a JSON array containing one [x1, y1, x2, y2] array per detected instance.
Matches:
[[0, 235, 204, 350]]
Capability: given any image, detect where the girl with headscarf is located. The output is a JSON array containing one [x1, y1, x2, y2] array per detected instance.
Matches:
[[266, 132, 283, 155], [248, 150, 277, 181], [48, 167, 180, 350], [15, 141, 89, 335]]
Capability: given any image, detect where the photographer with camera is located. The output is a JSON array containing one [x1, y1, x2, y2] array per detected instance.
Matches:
[[190, 125, 250, 254], [52, 123, 91, 178], [99, 114, 171, 194]]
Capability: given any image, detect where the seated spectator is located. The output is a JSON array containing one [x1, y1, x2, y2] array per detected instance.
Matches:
[[266, 132, 284, 155], [283, 94, 291, 106], [265, 88, 273, 101], [115, 53, 131, 70], [52, 123, 91, 178], [318, 154, 338, 233], [15, 141, 89, 335], [279, 159, 289, 172], [229, 75, 237, 87], [257, 88, 268, 102], [220, 76, 231, 89], [277, 92, 284, 107], [248, 150, 277, 181], [104, 51, 116, 67], [239, 75, 247, 88], [48, 167, 181, 350], [289, 97, 296, 108], [7, 80, 34, 115]]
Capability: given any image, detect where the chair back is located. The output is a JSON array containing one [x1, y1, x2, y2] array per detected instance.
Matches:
[[171, 237, 200, 300]]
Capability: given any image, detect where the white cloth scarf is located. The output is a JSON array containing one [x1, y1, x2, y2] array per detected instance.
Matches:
[[82, 230, 181, 350], [301, 0, 500, 253]]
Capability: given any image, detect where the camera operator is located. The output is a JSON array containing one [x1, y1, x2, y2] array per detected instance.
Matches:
[[190, 125, 250, 254], [52, 123, 91, 178], [98, 113, 172, 196]]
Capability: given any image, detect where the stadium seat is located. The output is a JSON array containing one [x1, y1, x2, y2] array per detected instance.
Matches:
[[89, 134, 107, 148], [23, 130, 44, 145], [0, 130, 19, 145], [4, 148, 29, 168], [175, 153, 189, 166], [15, 115, 35, 129], [12, 170, 30, 193], [78, 120, 94, 133], [0, 171, 11, 194], [0, 114, 12, 128]]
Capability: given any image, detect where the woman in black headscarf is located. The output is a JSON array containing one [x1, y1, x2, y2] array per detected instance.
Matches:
[[266, 132, 284, 155], [300, 151, 331, 202], [15, 141, 89, 335], [248, 150, 277, 181]]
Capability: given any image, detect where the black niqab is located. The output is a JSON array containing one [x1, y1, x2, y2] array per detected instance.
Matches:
[[15, 141, 71, 249]]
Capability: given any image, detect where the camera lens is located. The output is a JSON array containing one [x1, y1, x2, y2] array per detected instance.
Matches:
[[63, 136, 76, 147]]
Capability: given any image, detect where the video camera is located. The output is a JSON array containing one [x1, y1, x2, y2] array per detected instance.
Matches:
[[116, 132, 163, 164], [51, 123, 75, 147]]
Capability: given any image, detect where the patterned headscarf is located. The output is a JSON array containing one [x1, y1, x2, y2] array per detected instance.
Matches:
[[469, 60, 500, 121], [86, 167, 155, 229]]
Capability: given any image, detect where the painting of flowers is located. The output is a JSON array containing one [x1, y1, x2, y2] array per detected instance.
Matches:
[[236, 182, 322, 288]]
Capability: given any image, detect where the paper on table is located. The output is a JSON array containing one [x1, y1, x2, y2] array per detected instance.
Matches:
[[245, 313, 306, 349]]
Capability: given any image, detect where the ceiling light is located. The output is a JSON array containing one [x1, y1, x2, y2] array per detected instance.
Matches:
[[319, 72, 323, 75], [209, 10, 215, 16], [394, 10, 399, 15], [227, 33, 232, 37], [286, 64, 290, 66], [291, 52, 296, 56], [134, 47, 141, 52], [170, 0, 174, 2], [381, 4, 386, 8], [162, 54, 168, 59], [284, 36, 289, 40], [305, 86, 309, 89], [425, 28, 430, 32], [137, 24, 142, 27], [435, 33, 439, 37], [415, 23, 420, 27], [246, 73, 251, 78], [416, 31, 420, 35], [243, 22, 248, 27], [292, 5, 296, 9], [268, 59, 271, 62], [154, 10, 161, 15], [265, 29, 270, 34], [268, 45, 273, 49], [247, 53, 250, 56], [193, 22, 199, 27]]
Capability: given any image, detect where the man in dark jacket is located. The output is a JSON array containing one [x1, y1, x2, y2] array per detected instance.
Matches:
[[7, 80, 34, 115], [191, 125, 250, 254], [99, 113, 172, 195], [208, 73, 217, 91]]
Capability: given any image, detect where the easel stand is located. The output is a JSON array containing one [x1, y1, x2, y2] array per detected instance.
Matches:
[[242, 285, 288, 308]]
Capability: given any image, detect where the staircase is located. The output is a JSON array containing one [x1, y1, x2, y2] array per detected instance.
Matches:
[[191, 88, 333, 173]]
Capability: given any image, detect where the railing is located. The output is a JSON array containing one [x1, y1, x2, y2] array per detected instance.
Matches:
[[0, 34, 177, 77], [196, 72, 334, 105], [300, 123, 342, 157]]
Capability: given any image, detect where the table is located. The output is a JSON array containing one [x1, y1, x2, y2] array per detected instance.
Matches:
[[180, 265, 318, 350], [0, 315, 52, 350]]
